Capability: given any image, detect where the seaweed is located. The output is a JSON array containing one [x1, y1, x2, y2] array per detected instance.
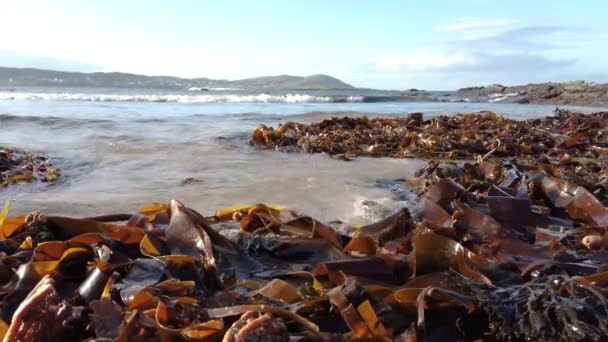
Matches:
[[0, 147, 59, 186], [1, 158, 607, 341], [251, 110, 608, 205], [0, 110, 607, 340]]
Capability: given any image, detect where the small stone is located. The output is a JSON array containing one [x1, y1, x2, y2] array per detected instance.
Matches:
[[582, 235, 603, 250], [181, 177, 205, 185]]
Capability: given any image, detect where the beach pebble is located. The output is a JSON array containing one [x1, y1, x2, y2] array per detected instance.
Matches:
[[181, 176, 205, 185], [583, 234, 603, 250]]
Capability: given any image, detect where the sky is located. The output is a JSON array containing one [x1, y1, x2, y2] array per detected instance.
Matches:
[[0, 0, 607, 90]]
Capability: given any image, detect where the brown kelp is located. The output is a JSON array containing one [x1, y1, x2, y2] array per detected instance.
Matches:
[[1, 153, 608, 340], [0, 109, 606, 340], [250, 110, 608, 204], [0, 147, 59, 186]]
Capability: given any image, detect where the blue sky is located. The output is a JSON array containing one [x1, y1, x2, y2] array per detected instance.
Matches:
[[1, 0, 607, 89]]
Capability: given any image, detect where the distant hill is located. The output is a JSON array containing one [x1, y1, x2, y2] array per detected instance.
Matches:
[[0, 66, 355, 90]]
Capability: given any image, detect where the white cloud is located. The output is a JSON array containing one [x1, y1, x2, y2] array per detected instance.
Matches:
[[375, 49, 575, 74], [436, 17, 518, 32], [375, 22, 582, 78]]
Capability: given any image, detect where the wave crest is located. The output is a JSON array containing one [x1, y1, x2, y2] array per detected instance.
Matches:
[[0, 92, 366, 104]]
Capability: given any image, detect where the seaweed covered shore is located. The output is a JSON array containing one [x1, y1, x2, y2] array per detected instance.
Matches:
[[0, 110, 607, 341], [251, 109, 608, 205]]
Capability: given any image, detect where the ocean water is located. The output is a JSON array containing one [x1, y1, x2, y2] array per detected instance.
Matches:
[[0, 87, 602, 223]]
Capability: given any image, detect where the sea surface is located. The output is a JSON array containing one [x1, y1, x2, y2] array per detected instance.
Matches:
[[0, 87, 603, 224]]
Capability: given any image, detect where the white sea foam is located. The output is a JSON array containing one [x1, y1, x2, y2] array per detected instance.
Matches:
[[346, 96, 365, 102], [187, 87, 244, 91], [209, 87, 245, 91], [488, 92, 520, 102], [0, 92, 364, 103]]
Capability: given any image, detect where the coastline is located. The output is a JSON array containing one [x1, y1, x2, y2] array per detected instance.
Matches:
[[2, 66, 608, 107]]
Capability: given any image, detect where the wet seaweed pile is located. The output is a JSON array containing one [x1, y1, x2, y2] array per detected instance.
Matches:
[[0, 147, 59, 186], [407, 159, 608, 340], [0, 109, 606, 341], [250, 110, 608, 203], [1, 152, 608, 340]]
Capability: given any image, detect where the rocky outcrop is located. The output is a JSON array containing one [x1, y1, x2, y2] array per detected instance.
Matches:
[[458, 81, 608, 106], [458, 84, 507, 97]]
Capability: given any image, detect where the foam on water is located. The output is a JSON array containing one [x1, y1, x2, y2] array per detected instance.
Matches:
[[488, 92, 522, 103], [0, 91, 364, 103]]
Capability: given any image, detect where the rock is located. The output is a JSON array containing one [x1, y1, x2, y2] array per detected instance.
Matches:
[[583, 235, 604, 250], [181, 177, 205, 185], [457, 81, 608, 106], [458, 84, 506, 96], [527, 84, 563, 100]]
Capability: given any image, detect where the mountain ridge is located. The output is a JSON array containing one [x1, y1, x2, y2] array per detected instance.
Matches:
[[0, 66, 355, 90]]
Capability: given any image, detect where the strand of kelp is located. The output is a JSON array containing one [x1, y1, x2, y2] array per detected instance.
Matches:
[[0, 147, 59, 186], [250, 109, 608, 205], [0, 155, 608, 340]]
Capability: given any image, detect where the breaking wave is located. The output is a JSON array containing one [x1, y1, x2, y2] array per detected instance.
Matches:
[[488, 92, 522, 103], [0, 91, 367, 104]]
